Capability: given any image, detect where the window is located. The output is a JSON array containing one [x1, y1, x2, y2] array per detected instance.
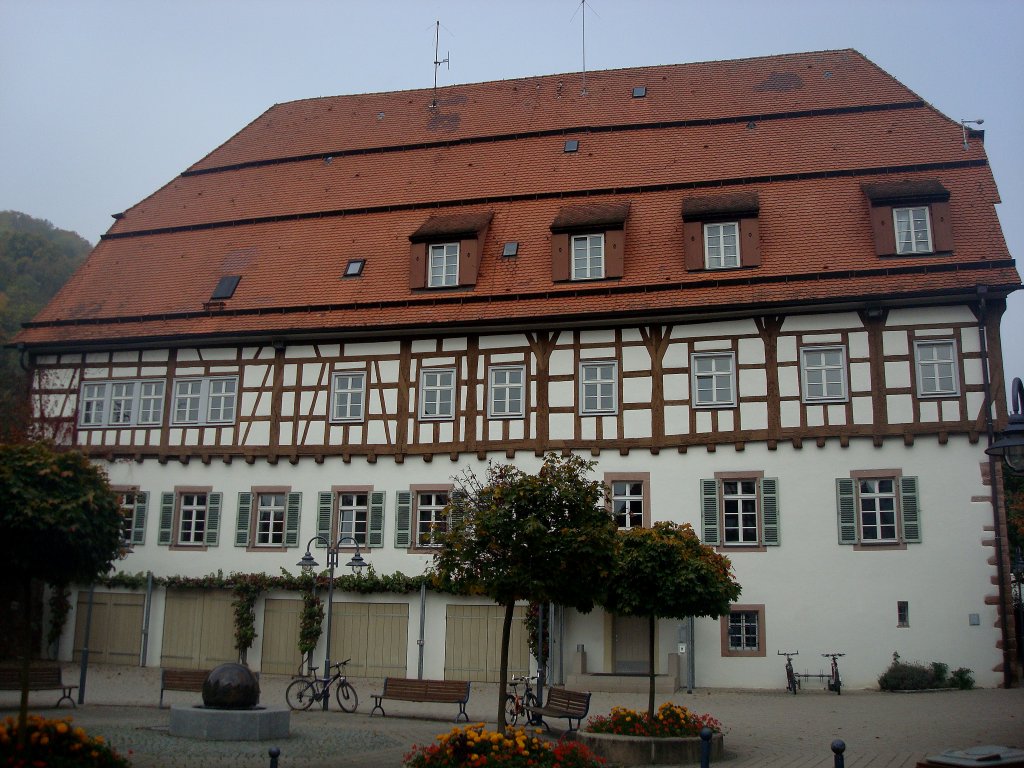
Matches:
[[488, 365, 525, 418], [314, 489, 384, 549], [580, 362, 617, 415], [894, 206, 932, 254], [571, 234, 604, 280], [897, 601, 910, 628], [720, 605, 766, 657], [344, 259, 365, 277], [420, 368, 456, 420], [337, 491, 369, 544], [234, 490, 301, 549], [115, 489, 148, 546], [331, 372, 366, 422], [158, 489, 222, 548], [610, 480, 647, 530], [78, 380, 165, 428], [691, 353, 736, 408], [835, 473, 920, 547], [701, 476, 779, 548], [704, 222, 740, 269], [172, 377, 238, 425], [801, 346, 848, 402], [914, 340, 959, 397], [428, 243, 459, 287], [416, 490, 449, 547]]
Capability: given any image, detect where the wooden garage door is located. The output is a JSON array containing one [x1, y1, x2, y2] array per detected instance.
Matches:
[[73, 591, 144, 665], [328, 602, 409, 678], [260, 598, 304, 676], [444, 604, 530, 683], [160, 589, 236, 669]]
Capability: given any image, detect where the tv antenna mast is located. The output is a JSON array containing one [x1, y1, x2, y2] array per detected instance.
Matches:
[[571, 0, 598, 95], [431, 20, 450, 109]]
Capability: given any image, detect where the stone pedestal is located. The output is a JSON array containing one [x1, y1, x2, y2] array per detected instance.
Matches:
[[169, 706, 290, 741]]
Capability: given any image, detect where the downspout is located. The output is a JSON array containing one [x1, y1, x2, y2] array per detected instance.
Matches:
[[977, 288, 1015, 688], [416, 581, 426, 679], [140, 571, 154, 667]]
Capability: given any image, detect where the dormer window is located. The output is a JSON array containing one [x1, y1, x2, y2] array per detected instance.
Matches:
[[682, 192, 760, 271], [862, 179, 952, 256], [409, 211, 493, 290], [550, 201, 630, 283]]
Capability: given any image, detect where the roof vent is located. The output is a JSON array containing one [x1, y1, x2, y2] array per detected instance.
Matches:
[[632, 86, 647, 98], [211, 275, 241, 300], [344, 259, 365, 277], [564, 139, 579, 153], [502, 242, 519, 257]]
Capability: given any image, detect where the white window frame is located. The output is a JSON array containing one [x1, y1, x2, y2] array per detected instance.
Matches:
[[428, 242, 459, 287], [416, 490, 449, 547], [419, 368, 456, 420], [117, 490, 140, 545], [571, 233, 605, 280], [254, 492, 286, 547], [894, 206, 933, 254], [171, 376, 239, 425], [331, 371, 366, 422], [857, 478, 899, 543], [914, 339, 959, 397], [704, 222, 740, 269], [78, 379, 165, 428], [722, 478, 760, 545], [691, 352, 736, 408], [579, 361, 618, 415], [611, 479, 645, 530], [178, 492, 208, 545], [800, 346, 848, 403], [488, 365, 526, 419], [338, 491, 370, 546]]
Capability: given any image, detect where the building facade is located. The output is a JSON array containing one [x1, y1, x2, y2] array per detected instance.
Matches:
[[17, 50, 1020, 689]]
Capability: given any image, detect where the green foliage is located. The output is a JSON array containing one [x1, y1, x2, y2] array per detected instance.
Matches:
[[46, 585, 71, 652], [0, 442, 122, 586], [231, 573, 270, 659], [298, 576, 324, 662], [950, 667, 976, 690], [878, 651, 974, 690], [0, 713, 131, 767]]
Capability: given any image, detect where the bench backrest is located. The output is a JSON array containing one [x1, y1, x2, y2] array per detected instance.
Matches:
[[545, 687, 591, 717], [161, 669, 210, 689], [383, 677, 470, 702], [0, 667, 63, 687]]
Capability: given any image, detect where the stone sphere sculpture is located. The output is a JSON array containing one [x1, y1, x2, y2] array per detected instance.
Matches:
[[202, 662, 261, 709]]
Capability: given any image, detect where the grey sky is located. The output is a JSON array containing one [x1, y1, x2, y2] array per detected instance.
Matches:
[[2, 0, 1022, 392]]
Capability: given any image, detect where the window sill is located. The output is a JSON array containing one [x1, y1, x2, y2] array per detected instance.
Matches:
[[716, 545, 768, 553], [170, 543, 209, 552], [852, 541, 908, 551], [247, 544, 288, 552]]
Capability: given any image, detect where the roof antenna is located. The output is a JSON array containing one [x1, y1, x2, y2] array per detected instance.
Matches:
[[431, 20, 450, 109], [960, 118, 984, 150]]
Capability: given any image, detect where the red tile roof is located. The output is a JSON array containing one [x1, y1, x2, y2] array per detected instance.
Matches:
[[18, 49, 1019, 350]]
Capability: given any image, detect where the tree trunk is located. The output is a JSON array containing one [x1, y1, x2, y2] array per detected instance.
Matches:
[[647, 613, 656, 718], [498, 601, 514, 731], [17, 575, 32, 748]]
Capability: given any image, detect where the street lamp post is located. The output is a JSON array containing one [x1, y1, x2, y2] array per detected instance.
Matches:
[[986, 377, 1024, 472], [297, 536, 368, 711]]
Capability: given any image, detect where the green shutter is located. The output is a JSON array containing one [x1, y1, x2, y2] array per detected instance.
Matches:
[[369, 491, 385, 548], [285, 492, 302, 547], [205, 492, 222, 546], [761, 478, 780, 546], [700, 479, 720, 545], [132, 491, 148, 545], [317, 492, 333, 547], [900, 476, 921, 543], [449, 489, 466, 529], [158, 492, 174, 546], [395, 491, 412, 548], [836, 478, 858, 545], [235, 492, 252, 547]]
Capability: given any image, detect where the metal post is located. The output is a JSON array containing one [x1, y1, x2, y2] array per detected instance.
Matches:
[[417, 581, 426, 679], [321, 548, 337, 711], [140, 571, 153, 667], [268, 746, 280, 767], [77, 583, 95, 705], [687, 616, 695, 693], [536, 603, 546, 706], [831, 739, 846, 768], [699, 726, 712, 768]]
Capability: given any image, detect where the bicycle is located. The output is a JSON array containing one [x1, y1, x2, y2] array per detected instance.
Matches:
[[285, 659, 359, 712], [504, 674, 539, 726], [778, 651, 800, 694], [823, 652, 844, 695]]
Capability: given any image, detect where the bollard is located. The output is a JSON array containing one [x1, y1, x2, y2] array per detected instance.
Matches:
[[268, 747, 281, 768], [700, 726, 712, 768], [831, 739, 846, 768]]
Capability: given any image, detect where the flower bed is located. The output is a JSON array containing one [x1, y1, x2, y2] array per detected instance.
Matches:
[[579, 703, 724, 766], [587, 703, 721, 738], [0, 714, 132, 767], [404, 722, 606, 767]]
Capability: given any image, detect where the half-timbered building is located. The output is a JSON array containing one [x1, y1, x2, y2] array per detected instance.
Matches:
[[16, 49, 1021, 689]]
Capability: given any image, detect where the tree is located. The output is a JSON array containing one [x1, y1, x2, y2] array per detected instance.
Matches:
[[432, 455, 619, 729], [602, 521, 742, 717], [0, 442, 122, 741]]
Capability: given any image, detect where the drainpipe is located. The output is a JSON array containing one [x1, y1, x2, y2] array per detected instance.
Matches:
[[977, 288, 1015, 688], [416, 582, 426, 679], [140, 571, 154, 667]]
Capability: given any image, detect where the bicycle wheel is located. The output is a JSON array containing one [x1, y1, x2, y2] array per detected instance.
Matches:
[[833, 673, 841, 695], [523, 693, 539, 725], [504, 694, 519, 727], [335, 680, 359, 712], [286, 679, 318, 710]]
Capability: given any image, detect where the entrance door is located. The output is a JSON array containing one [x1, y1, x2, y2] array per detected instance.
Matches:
[[160, 589, 235, 669], [613, 614, 650, 674], [444, 604, 530, 682], [73, 591, 144, 665]]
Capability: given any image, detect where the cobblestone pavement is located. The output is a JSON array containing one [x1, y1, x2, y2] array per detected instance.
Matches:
[[1, 664, 1021, 767]]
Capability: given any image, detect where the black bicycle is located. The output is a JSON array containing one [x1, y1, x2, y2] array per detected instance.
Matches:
[[778, 651, 800, 694], [823, 652, 844, 695], [285, 659, 358, 712]]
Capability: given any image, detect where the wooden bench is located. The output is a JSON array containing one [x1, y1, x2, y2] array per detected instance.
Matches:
[[370, 677, 471, 722], [159, 668, 210, 708], [0, 666, 78, 708], [524, 687, 591, 732]]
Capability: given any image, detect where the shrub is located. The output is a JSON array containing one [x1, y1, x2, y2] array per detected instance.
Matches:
[[878, 652, 973, 691], [0, 714, 132, 767], [403, 722, 605, 767], [586, 703, 722, 738], [950, 667, 975, 690]]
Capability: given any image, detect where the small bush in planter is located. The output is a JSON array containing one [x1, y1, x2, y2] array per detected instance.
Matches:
[[586, 703, 722, 738], [878, 652, 974, 691]]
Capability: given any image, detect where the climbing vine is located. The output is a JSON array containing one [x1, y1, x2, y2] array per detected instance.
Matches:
[[46, 584, 71, 654], [298, 576, 324, 672], [231, 573, 270, 663]]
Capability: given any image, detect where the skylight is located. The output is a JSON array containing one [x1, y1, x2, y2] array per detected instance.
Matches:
[[211, 275, 240, 300], [344, 259, 365, 277], [632, 86, 647, 98], [564, 139, 579, 153], [502, 242, 519, 257]]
